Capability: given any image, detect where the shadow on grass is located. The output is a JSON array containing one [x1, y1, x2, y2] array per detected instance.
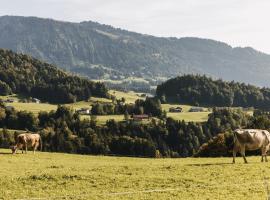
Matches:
[[185, 162, 233, 166], [0, 152, 12, 155]]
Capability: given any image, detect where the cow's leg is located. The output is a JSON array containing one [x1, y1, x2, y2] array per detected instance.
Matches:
[[33, 144, 38, 154], [232, 145, 237, 164], [25, 144, 28, 154], [265, 155, 268, 162], [261, 147, 268, 162], [240, 146, 247, 163], [261, 148, 265, 162]]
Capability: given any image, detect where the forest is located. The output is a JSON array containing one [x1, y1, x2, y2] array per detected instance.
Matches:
[[0, 49, 108, 103], [1, 99, 266, 158], [156, 74, 270, 109]]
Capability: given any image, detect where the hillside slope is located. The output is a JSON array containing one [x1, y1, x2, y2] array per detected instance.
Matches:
[[1, 16, 270, 87], [0, 49, 107, 103]]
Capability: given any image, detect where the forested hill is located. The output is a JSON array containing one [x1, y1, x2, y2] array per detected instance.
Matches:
[[1, 16, 270, 87], [156, 75, 270, 109], [0, 49, 107, 103]]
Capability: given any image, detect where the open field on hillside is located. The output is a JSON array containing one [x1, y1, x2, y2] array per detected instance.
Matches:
[[167, 112, 211, 122], [162, 104, 211, 122], [80, 114, 125, 125], [161, 104, 207, 112], [109, 90, 145, 104], [0, 149, 269, 200], [6, 102, 57, 115], [2, 93, 253, 124]]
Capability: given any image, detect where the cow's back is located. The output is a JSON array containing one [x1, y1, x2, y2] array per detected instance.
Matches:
[[25, 134, 40, 146], [235, 129, 269, 150]]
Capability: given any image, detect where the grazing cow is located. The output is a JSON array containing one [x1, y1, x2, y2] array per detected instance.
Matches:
[[11, 133, 42, 154], [232, 129, 270, 163]]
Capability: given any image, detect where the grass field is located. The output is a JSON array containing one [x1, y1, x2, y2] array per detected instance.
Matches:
[[80, 114, 125, 125], [0, 149, 269, 200], [161, 104, 194, 112], [109, 90, 145, 104], [162, 104, 211, 122], [6, 102, 58, 115], [167, 112, 211, 122]]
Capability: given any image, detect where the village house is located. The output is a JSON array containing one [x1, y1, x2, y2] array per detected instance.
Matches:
[[189, 107, 204, 112], [169, 107, 183, 113], [33, 98, 41, 103], [76, 108, 91, 115], [5, 105, 14, 111], [5, 98, 15, 103], [132, 114, 149, 121]]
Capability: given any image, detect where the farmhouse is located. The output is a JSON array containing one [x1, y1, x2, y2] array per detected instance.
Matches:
[[189, 107, 204, 112], [5, 105, 14, 111], [169, 107, 183, 112], [76, 108, 91, 115], [33, 98, 41, 103], [5, 98, 15, 103], [132, 114, 149, 121]]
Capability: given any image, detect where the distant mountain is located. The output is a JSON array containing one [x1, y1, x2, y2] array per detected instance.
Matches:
[[0, 49, 107, 103], [1, 15, 270, 88]]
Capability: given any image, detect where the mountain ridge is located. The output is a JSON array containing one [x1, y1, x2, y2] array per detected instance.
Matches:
[[1, 15, 270, 89]]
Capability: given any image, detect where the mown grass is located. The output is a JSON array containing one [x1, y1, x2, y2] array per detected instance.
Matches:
[[0, 149, 269, 200], [109, 90, 145, 104], [80, 114, 125, 125], [162, 104, 210, 122], [6, 102, 58, 115], [161, 104, 194, 112], [166, 112, 211, 122]]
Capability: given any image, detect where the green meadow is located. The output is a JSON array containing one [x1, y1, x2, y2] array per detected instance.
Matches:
[[0, 149, 269, 200]]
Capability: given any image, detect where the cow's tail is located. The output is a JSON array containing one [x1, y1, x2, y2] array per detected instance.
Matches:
[[39, 136, 43, 152]]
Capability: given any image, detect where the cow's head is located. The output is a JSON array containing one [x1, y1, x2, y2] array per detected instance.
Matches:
[[10, 146, 17, 154]]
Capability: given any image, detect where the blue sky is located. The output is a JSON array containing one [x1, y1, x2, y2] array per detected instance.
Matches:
[[1, 0, 270, 53]]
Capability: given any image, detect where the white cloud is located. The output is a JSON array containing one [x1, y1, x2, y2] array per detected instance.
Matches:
[[0, 0, 270, 53]]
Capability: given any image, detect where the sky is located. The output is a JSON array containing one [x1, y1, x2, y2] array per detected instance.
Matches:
[[1, 0, 270, 53]]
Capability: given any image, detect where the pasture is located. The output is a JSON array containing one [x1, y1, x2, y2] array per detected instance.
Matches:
[[109, 90, 145, 104], [167, 111, 211, 122], [80, 114, 125, 125], [162, 104, 211, 122], [0, 149, 269, 200], [6, 102, 57, 115]]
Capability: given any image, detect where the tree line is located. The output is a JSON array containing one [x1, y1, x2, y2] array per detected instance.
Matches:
[[0, 101, 258, 157], [156, 74, 270, 109], [0, 49, 108, 103], [91, 97, 164, 117]]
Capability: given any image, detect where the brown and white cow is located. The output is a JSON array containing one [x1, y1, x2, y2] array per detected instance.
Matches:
[[233, 129, 270, 163], [10, 133, 42, 154]]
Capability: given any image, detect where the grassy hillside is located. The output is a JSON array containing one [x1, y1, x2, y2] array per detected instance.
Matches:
[[109, 90, 145, 104], [2, 90, 213, 123], [167, 112, 211, 122], [81, 114, 125, 125], [0, 149, 268, 200], [6, 102, 57, 115]]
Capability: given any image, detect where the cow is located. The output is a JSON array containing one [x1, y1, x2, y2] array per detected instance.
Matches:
[[10, 133, 42, 154], [232, 129, 270, 163]]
